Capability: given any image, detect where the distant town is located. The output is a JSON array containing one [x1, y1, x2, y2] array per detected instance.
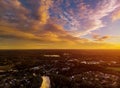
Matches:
[[0, 50, 120, 88]]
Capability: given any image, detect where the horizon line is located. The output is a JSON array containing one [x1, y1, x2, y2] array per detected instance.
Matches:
[[0, 49, 120, 50]]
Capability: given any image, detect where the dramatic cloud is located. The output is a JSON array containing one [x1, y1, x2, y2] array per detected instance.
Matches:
[[0, 0, 29, 28], [0, 0, 120, 33], [0, 0, 120, 49], [38, 0, 53, 24], [49, 0, 120, 36]]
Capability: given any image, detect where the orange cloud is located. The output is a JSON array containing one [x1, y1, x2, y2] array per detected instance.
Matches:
[[92, 34, 110, 41], [0, 25, 117, 49], [36, 0, 53, 26], [112, 9, 120, 21], [0, 23, 85, 44], [0, 25, 42, 41]]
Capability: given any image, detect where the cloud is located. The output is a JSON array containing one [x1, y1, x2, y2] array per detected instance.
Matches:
[[0, 0, 53, 30], [0, 24, 116, 49], [38, 0, 53, 24], [0, 25, 43, 41], [111, 9, 120, 21], [0, 0, 29, 28], [92, 34, 110, 41], [49, 0, 120, 36], [0, 23, 87, 44], [0, 0, 120, 34], [26, 0, 53, 30]]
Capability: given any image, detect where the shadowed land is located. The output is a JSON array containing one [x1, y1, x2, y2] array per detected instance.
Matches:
[[0, 50, 120, 88]]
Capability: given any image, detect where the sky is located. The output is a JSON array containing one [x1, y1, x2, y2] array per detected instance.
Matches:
[[0, 0, 120, 49]]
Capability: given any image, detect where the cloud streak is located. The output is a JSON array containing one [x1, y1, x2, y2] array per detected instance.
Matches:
[[92, 34, 110, 41]]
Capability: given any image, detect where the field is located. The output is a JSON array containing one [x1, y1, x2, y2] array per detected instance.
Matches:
[[0, 50, 120, 88]]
